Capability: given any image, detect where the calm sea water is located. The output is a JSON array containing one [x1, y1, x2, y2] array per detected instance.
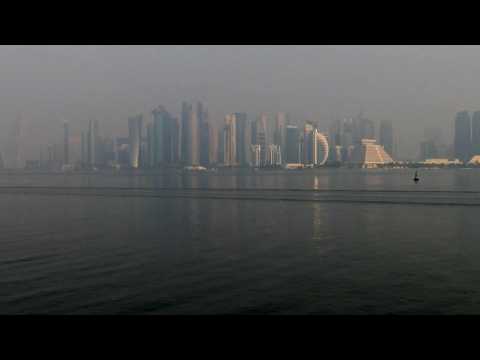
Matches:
[[2, 168, 480, 314]]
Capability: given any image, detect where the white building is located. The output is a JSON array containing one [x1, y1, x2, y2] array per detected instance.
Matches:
[[266, 144, 282, 166], [423, 158, 461, 165], [313, 130, 329, 166], [351, 139, 394, 168], [250, 144, 261, 167]]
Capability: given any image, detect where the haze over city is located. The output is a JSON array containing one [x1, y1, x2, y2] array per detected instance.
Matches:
[[6, 45, 480, 316], [2, 45, 480, 162]]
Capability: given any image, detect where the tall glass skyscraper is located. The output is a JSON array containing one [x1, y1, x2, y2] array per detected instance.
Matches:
[[128, 115, 143, 168], [152, 105, 178, 166], [181, 101, 205, 166], [379, 120, 393, 157], [274, 113, 286, 163], [87, 119, 99, 167], [223, 114, 237, 166], [63, 121, 69, 165], [198, 102, 210, 167], [181, 102, 193, 165], [303, 122, 315, 164], [454, 111, 471, 163], [234, 113, 248, 166], [286, 125, 300, 163], [472, 111, 480, 157], [252, 115, 267, 165], [354, 115, 375, 143]]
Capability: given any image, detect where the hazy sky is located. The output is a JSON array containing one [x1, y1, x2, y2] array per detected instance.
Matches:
[[1, 45, 480, 160]]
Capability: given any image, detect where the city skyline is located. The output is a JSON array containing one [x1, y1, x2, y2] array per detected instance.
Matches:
[[4, 100, 401, 170], [11, 101, 480, 170], [5, 46, 480, 162]]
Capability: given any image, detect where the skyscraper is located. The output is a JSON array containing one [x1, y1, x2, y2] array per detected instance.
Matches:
[[266, 144, 282, 166], [419, 140, 438, 161], [200, 121, 210, 167], [217, 128, 225, 165], [252, 115, 267, 165], [209, 125, 218, 164], [63, 121, 69, 165], [379, 120, 393, 157], [223, 114, 237, 166], [354, 114, 375, 144], [81, 132, 86, 165], [87, 119, 99, 166], [172, 117, 180, 164], [5, 115, 24, 169], [181, 102, 193, 164], [286, 125, 300, 164], [313, 129, 329, 166], [190, 107, 200, 165], [152, 105, 178, 166], [146, 122, 154, 167], [303, 122, 315, 164], [198, 103, 210, 167], [274, 113, 287, 163], [472, 111, 480, 156], [250, 145, 261, 167], [341, 118, 355, 162], [181, 101, 204, 166], [128, 114, 143, 168], [454, 111, 471, 163], [423, 127, 447, 158], [234, 113, 248, 166]]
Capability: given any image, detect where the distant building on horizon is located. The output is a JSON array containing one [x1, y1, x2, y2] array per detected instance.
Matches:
[[351, 139, 394, 168], [63, 121, 69, 165], [454, 111, 471, 163], [472, 111, 480, 156], [419, 140, 438, 161], [379, 120, 393, 158], [85, 119, 99, 167], [128, 114, 143, 168], [285, 124, 300, 164], [151, 105, 179, 167], [223, 114, 237, 166], [250, 144, 261, 167], [198, 102, 209, 167], [313, 129, 329, 166], [303, 122, 315, 165], [354, 114, 375, 145], [266, 144, 282, 166], [181, 101, 206, 166], [181, 102, 193, 165], [252, 114, 268, 166], [234, 112, 248, 166], [274, 113, 287, 163]]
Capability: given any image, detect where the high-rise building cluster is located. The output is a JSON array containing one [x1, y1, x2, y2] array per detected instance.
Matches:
[[328, 114, 394, 167], [72, 103, 336, 170], [7, 103, 401, 171], [14, 103, 480, 170]]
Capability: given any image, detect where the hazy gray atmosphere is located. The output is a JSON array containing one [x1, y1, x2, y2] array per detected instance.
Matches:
[[1, 45, 479, 160], [5, 46, 480, 316]]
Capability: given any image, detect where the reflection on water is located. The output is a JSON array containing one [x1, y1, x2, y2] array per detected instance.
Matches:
[[2, 170, 480, 314], [2, 168, 480, 191]]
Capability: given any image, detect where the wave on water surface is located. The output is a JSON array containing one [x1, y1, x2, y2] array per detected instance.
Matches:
[[0, 186, 480, 206]]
